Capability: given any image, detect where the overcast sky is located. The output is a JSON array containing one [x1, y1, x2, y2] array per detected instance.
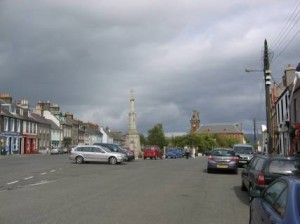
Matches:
[[0, 0, 299, 135]]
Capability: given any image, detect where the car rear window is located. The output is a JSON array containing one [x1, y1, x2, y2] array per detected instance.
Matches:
[[269, 160, 299, 174], [144, 146, 159, 150], [211, 149, 235, 156]]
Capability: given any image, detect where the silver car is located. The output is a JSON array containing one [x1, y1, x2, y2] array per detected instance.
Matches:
[[69, 145, 126, 165], [207, 148, 238, 174]]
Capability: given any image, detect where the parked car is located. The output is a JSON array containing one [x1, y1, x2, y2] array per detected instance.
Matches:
[[207, 148, 238, 174], [94, 143, 135, 161], [66, 145, 77, 153], [50, 147, 64, 155], [165, 148, 182, 159], [249, 175, 300, 224], [38, 147, 49, 154], [143, 145, 163, 160], [241, 154, 300, 196], [69, 145, 126, 165], [233, 143, 255, 167]]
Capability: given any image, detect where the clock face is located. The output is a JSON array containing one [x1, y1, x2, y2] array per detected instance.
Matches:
[[193, 124, 196, 127]]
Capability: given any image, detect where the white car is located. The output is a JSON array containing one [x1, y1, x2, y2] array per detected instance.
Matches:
[[50, 148, 63, 155], [69, 145, 126, 165]]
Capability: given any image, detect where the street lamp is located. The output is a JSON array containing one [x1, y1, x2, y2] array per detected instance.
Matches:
[[245, 69, 263, 73]]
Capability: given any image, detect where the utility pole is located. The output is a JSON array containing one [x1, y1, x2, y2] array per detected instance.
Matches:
[[263, 39, 273, 154], [253, 118, 257, 147]]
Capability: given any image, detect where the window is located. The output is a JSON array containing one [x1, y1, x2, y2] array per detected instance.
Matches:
[[92, 147, 101, 153], [4, 117, 9, 131], [75, 147, 83, 152], [23, 121, 27, 133], [82, 147, 92, 152], [268, 160, 298, 174], [10, 118, 15, 132], [263, 181, 287, 206], [17, 119, 21, 132], [254, 158, 265, 171], [273, 188, 288, 217], [263, 181, 288, 217]]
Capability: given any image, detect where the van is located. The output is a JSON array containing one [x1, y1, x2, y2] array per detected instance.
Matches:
[[233, 144, 254, 167]]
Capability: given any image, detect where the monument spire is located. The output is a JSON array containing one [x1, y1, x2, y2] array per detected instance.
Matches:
[[125, 90, 141, 159], [128, 89, 137, 132]]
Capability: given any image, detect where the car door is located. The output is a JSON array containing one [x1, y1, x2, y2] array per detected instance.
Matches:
[[243, 156, 259, 190], [81, 147, 93, 161], [252, 180, 287, 224], [91, 146, 103, 162], [92, 146, 107, 162]]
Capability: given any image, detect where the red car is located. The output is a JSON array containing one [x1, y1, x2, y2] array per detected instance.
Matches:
[[143, 145, 163, 160]]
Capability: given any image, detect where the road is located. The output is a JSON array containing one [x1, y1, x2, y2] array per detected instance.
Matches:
[[0, 154, 249, 224]]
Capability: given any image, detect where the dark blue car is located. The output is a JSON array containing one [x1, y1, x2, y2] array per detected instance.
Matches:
[[249, 175, 300, 224]]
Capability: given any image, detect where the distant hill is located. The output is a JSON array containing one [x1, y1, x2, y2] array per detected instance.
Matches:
[[244, 134, 261, 145]]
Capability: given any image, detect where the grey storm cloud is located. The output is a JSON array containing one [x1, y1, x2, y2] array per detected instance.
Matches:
[[0, 0, 299, 135]]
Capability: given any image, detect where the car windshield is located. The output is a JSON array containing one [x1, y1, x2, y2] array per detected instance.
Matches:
[[211, 149, 235, 156], [234, 147, 253, 154], [101, 146, 111, 153]]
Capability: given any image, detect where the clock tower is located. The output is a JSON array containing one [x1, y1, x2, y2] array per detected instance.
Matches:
[[190, 110, 200, 132]]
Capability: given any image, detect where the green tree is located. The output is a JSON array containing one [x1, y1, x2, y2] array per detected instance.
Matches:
[[139, 133, 147, 147], [147, 123, 166, 149]]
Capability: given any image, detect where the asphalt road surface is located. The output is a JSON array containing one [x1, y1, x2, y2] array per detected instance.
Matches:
[[0, 154, 249, 224]]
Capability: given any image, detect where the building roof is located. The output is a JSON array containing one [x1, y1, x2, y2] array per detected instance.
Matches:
[[31, 113, 51, 125], [47, 119, 61, 130], [198, 124, 243, 134]]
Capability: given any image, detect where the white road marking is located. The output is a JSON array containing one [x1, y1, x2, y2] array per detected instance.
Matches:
[[7, 181, 19, 185], [50, 169, 56, 173], [27, 180, 55, 187], [40, 172, 47, 175], [24, 176, 34, 180]]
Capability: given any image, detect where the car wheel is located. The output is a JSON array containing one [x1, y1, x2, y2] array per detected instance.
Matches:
[[241, 180, 247, 191], [234, 169, 238, 174], [207, 168, 211, 173], [144, 157, 146, 160], [109, 156, 117, 165], [75, 156, 84, 164]]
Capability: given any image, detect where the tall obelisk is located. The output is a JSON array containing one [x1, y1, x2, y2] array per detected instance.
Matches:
[[125, 90, 141, 159]]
